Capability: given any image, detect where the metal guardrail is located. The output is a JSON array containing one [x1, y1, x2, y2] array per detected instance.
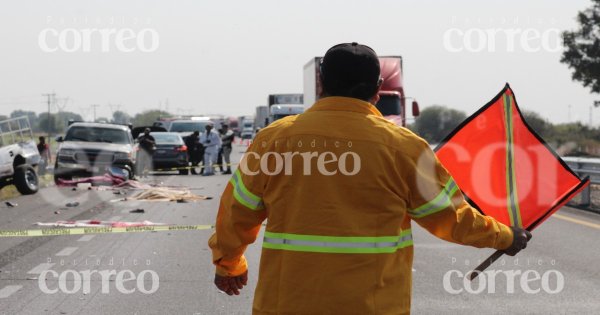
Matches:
[[563, 157, 600, 208]]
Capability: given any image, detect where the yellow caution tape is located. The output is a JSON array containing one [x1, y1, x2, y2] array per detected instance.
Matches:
[[0, 224, 215, 238]]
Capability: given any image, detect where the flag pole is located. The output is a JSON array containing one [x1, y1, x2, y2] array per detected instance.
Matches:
[[468, 250, 504, 281]]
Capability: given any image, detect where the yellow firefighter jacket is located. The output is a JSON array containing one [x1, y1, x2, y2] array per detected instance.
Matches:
[[209, 96, 514, 315]]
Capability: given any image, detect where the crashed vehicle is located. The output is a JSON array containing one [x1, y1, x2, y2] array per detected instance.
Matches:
[[54, 122, 136, 183], [0, 116, 41, 195]]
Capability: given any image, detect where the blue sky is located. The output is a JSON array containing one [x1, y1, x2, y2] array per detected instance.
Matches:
[[0, 0, 597, 125]]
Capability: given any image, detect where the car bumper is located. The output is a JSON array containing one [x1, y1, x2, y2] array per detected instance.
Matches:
[[56, 161, 133, 174]]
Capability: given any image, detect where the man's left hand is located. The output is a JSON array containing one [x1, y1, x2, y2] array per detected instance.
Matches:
[[214, 271, 248, 296]]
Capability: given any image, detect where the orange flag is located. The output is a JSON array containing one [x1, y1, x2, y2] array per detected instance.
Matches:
[[435, 84, 589, 231]]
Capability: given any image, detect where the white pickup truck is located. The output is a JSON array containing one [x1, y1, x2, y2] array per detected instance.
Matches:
[[0, 116, 41, 195]]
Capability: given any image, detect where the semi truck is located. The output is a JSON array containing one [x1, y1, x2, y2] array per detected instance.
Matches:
[[269, 104, 304, 122], [303, 56, 419, 126], [254, 106, 269, 130], [264, 94, 305, 125], [268, 94, 303, 106]]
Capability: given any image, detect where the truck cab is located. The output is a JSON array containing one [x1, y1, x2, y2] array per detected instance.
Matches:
[[54, 122, 136, 182], [269, 104, 305, 123]]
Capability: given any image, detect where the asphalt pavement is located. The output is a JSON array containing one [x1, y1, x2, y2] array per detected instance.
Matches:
[[0, 144, 599, 314]]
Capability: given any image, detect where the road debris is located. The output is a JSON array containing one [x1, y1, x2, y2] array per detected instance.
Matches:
[[129, 209, 145, 213], [65, 202, 80, 207], [5, 201, 17, 207], [112, 187, 210, 202]]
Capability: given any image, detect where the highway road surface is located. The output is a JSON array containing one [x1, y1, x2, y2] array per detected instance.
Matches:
[[0, 144, 599, 314]]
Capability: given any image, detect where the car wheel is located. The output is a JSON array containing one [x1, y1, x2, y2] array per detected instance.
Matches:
[[14, 165, 39, 195]]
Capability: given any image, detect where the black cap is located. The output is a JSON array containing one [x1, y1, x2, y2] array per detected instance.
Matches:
[[320, 42, 380, 99]]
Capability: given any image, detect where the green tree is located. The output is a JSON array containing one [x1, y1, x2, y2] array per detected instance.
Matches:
[[561, 0, 600, 94], [37, 112, 83, 134], [413, 105, 467, 143], [132, 110, 172, 126], [10, 110, 38, 131], [56, 111, 84, 132], [111, 110, 131, 124], [521, 110, 552, 138], [36, 113, 60, 133]]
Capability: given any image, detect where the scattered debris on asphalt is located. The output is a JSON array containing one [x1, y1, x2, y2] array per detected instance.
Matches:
[[113, 187, 210, 202], [129, 208, 145, 213], [54, 211, 60, 214], [65, 202, 80, 207], [5, 201, 17, 207]]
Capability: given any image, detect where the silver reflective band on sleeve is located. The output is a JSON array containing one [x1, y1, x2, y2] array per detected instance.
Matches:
[[262, 230, 413, 254], [409, 178, 459, 219], [229, 169, 263, 210]]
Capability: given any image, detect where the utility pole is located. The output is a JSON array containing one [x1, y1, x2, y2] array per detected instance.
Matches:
[[42, 92, 56, 143], [91, 104, 100, 122]]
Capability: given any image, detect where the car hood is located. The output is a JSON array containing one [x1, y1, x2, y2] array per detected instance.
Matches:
[[59, 141, 133, 153]]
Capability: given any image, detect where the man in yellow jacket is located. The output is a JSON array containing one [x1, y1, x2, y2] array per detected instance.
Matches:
[[209, 42, 532, 314]]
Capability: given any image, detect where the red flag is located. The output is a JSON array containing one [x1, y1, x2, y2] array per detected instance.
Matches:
[[435, 84, 589, 231]]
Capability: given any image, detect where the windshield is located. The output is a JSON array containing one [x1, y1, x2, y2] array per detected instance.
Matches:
[[169, 121, 210, 133], [64, 126, 131, 144], [376, 95, 402, 116], [151, 133, 183, 144]]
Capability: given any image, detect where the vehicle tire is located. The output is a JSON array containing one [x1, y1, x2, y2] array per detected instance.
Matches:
[[179, 169, 189, 175], [14, 165, 39, 195]]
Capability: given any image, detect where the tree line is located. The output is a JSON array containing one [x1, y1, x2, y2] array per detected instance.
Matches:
[[0, 109, 172, 134], [410, 106, 600, 157]]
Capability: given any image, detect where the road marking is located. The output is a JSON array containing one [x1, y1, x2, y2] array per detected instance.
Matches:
[[109, 216, 122, 221], [27, 263, 55, 274], [0, 285, 22, 298], [553, 214, 600, 230], [55, 247, 78, 256], [77, 235, 95, 242]]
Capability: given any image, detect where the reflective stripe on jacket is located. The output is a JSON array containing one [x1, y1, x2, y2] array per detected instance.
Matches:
[[209, 96, 513, 315]]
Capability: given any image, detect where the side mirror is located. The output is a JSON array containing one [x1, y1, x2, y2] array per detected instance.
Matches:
[[412, 100, 420, 117], [55, 136, 64, 143]]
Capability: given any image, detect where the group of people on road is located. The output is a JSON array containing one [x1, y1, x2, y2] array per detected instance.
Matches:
[[184, 123, 235, 176], [136, 123, 236, 177]]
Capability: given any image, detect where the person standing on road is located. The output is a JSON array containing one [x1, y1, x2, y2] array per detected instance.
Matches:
[[137, 128, 156, 178], [37, 136, 51, 176], [200, 123, 221, 176], [208, 42, 532, 314], [184, 131, 202, 175], [219, 124, 234, 175]]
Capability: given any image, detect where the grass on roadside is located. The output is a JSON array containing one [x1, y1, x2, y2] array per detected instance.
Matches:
[[0, 174, 54, 201]]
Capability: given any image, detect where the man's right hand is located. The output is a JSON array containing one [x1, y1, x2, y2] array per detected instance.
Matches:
[[503, 227, 532, 256], [214, 271, 248, 296]]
